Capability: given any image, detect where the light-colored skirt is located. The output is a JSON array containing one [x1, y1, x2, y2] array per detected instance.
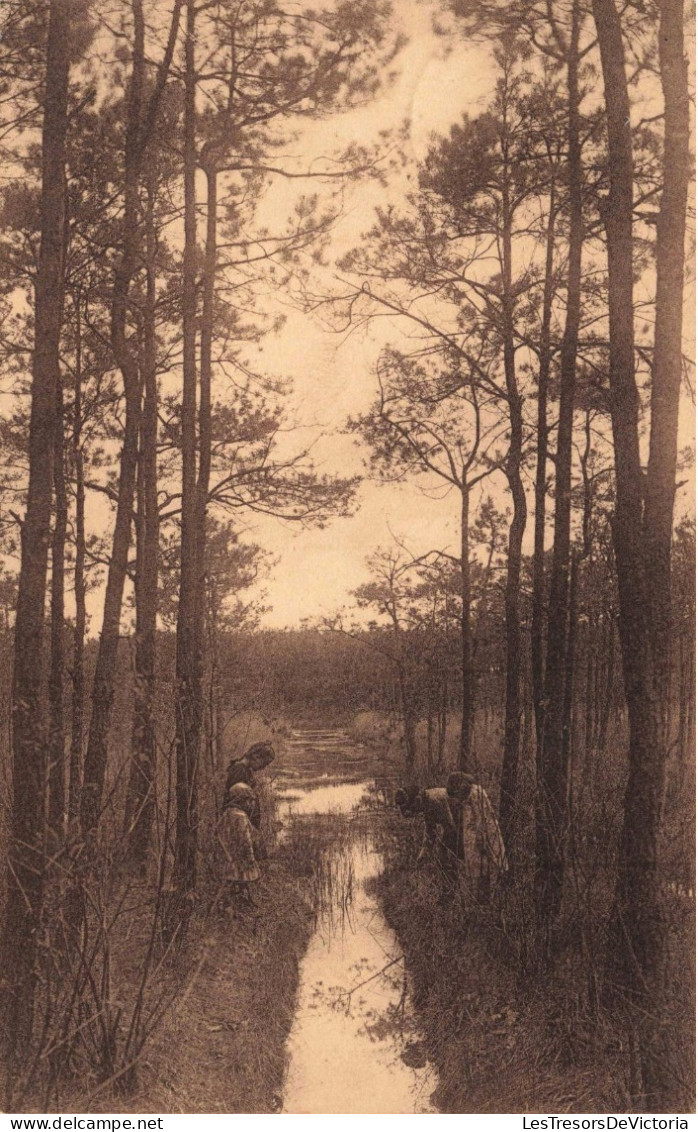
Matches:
[[459, 786, 508, 887], [217, 807, 261, 883]]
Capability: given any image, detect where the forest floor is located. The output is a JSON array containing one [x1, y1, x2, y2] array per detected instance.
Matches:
[[34, 851, 316, 1115], [374, 812, 695, 1114], [10, 714, 692, 1115], [374, 856, 626, 1112]]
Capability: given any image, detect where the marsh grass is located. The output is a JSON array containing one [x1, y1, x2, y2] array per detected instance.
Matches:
[[121, 796, 379, 1114], [51, 857, 317, 1115], [83, 791, 376, 1113], [359, 704, 693, 1109], [5, 739, 322, 1114], [9, 809, 322, 1114], [281, 810, 374, 935], [374, 834, 629, 1113], [374, 794, 695, 1114]]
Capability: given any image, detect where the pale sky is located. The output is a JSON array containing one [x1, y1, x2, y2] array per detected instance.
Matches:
[[240, 3, 499, 627], [22, 0, 691, 634], [240, 1, 695, 629], [31, 1, 496, 635]]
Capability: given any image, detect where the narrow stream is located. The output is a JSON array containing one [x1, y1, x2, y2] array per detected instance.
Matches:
[[278, 729, 438, 1115]]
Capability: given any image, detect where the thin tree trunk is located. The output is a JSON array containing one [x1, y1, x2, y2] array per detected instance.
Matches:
[[561, 550, 580, 797], [676, 634, 686, 769], [598, 615, 615, 758], [532, 181, 557, 768], [125, 174, 159, 870], [393, 657, 416, 779], [679, 642, 695, 782], [593, 621, 603, 749], [173, 0, 202, 892], [498, 181, 527, 857], [437, 677, 448, 771], [209, 578, 226, 765], [500, 399, 526, 856], [125, 388, 147, 839], [2, 0, 71, 1060], [48, 377, 68, 836], [426, 710, 434, 773], [197, 166, 215, 596], [81, 0, 181, 836], [69, 300, 86, 826], [584, 630, 595, 771], [80, 0, 147, 835], [536, 2, 584, 928], [402, 688, 417, 779], [187, 161, 216, 786], [459, 479, 473, 769], [206, 576, 223, 769]]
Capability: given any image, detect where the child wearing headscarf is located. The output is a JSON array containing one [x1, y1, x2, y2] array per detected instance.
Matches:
[[224, 741, 276, 829]]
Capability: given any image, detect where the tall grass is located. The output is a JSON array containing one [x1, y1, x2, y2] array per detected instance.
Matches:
[[364, 706, 695, 1113], [282, 811, 372, 934]]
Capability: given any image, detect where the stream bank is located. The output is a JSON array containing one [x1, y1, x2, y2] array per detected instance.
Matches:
[[67, 846, 316, 1115], [47, 727, 435, 1115], [375, 816, 633, 1114]]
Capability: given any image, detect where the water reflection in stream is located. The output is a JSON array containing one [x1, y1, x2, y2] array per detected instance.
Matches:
[[279, 731, 438, 1114]]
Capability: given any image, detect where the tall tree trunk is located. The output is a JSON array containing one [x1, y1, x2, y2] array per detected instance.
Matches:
[[48, 377, 68, 836], [81, 0, 181, 835], [125, 175, 159, 870], [591, 0, 687, 1107], [536, 4, 584, 928], [677, 635, 694, 780], [561, 550, 580, 798], [69, 298, 86, 825], [197, 166, 215, 595], [458, 479, 473, 769], [598, 613, 615, 760], [173, 0, 202, 892], [499, 395, 526, 857], [172, 141, 217, 887], [398, 668, 417, 779], [194, 162, 216, 768], [584, 628, 595, 771], [532, 181, 558, 768], [206, 575, 224, 769], [80, 0, 147, 835], [437, 676, 448, 771], [644, 0, 690, 736], [426, 690, 435, 780], [498, 188, 526, 857], [2, 0, 71, 1059]]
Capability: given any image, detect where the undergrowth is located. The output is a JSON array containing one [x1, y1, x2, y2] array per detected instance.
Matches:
[[7, 776, 321, 1114], [374, 812, 694, 1114]]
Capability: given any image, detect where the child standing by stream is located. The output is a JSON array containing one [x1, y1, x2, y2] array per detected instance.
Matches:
[[217, 782, 262, 907]]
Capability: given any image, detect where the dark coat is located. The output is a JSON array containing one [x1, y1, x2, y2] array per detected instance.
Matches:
[[225, 760, 254, 791], [422, 787, 458, 854], [224, 761, 261, 829]]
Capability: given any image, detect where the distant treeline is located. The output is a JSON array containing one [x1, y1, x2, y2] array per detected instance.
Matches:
[[1, 522, 692, 766]]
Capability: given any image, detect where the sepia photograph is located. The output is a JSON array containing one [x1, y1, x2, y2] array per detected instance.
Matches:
[[0, 0, 694, 1117]]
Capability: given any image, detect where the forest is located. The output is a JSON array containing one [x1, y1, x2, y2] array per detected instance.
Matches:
[[0, 0, 694, 1117]]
